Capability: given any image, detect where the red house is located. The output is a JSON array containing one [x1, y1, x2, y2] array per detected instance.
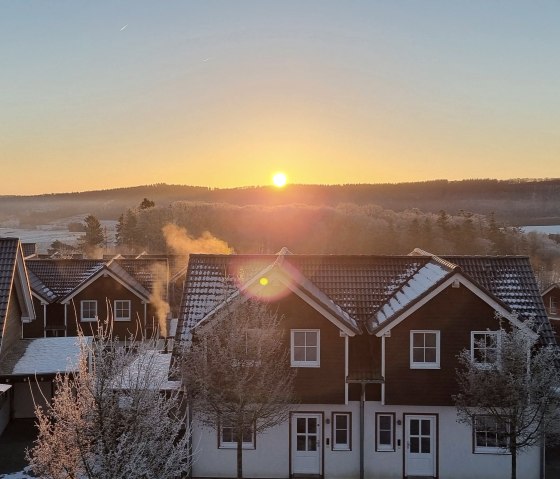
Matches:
[[177, 248, 554, 479]]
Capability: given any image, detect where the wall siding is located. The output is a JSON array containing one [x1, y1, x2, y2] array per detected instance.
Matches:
[[0, 292, 22, 361], [385, 285, 500, 406], [65, 276, 151, 339], [276, 293, 346, 404]]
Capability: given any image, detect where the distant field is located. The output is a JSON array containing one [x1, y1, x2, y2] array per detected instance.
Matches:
[[0, 221, 117, 253], [521, 225, 560, 235]]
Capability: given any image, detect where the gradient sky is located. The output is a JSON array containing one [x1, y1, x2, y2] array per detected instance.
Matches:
[[2, 1, 560, 194]]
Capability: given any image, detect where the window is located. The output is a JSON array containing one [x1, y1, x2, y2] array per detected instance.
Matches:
[[332, 413, 351, 451], [471, 331, 499, 365], [291, 330, 320, 367], [219, 422, 255, 449], [410, 330, 440, 369], [550, 296, 558, 315], [474, 416, 509, 454], [80, 300, 97, 322], [114, 300, 131, 321], [375, 413, 395, 451]]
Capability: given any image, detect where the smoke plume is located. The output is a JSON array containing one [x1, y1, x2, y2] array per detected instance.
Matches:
[[162, 224, 233, 256], [149, 263, 171, 338]]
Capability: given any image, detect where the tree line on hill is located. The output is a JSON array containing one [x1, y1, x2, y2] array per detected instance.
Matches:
[[110, 200, 560, 288], [4, 178, 560, 228]]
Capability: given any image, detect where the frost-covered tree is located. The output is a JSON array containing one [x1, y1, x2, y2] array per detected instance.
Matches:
[[454, 317, 560, 479], [181, 300, 296, 479], [28, 324, 191, 479]]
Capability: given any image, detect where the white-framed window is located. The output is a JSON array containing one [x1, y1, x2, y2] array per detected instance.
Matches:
[[114, 300, 131, 321], [550, 296, 558, 315], [80, 300, 97, 322], [375, 413, 395, 451], [473, 416, 510, 454], [332, 413, 351, 451], [471, 331, 499, 366], [410, 330, 440, 369], [219, 422, 255, 449], [291, 329, 320, 367]]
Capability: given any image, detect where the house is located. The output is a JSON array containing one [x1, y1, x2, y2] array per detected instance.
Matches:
[[542, 283, 560, 339], [0, 238, 36, 434], [0, 238, 87, 430], [23, 257, 171, 340], [176, 248, 555, 479]]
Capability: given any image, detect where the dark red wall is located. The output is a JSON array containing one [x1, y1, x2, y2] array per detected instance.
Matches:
[[385, 284, 500, 406]]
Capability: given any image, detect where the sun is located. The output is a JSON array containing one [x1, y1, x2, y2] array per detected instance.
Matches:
[[272, 172, 287, 188]]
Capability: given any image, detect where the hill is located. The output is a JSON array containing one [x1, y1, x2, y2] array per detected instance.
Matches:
[[2, 179, 560, 227]]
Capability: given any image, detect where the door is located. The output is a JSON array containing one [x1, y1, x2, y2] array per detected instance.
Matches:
[[405, 415, 436, 477], [291, 413, 322, 476]]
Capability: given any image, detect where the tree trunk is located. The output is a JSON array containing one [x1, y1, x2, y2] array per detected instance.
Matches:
[[237, 436, 243, 479], [511, 445, 517, 479]]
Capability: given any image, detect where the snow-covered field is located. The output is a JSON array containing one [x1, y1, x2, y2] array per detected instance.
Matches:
[[520, 225, 560, 235], [0, 221, 117, 254]]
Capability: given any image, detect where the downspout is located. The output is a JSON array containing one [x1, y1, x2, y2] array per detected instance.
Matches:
[[64, 303, 67, 337], [360, 382, 365, 479], [381, 334, 386, 405], [43, 303, 47, 338], [540, 427, 545, 479], [143, 302, 147, 339], [344, 334, 349, 405]]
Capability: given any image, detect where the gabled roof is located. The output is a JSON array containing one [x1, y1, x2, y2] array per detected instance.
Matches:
[[25, 258, 168, 304], [178, 251, 433, 341], [61, 261, 151, 303], [542, 282, 560, 296], [177, 249, 554, 345], [193, 253, 361, 336], [0, 238, 35, 325], [25, 259, 105, 300], [442, 255, 554, 344]]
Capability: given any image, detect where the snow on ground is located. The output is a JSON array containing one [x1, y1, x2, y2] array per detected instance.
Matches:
[[520, 225, 560, 235], [0, 220, 117, 253], [0, 469, 34, 478]]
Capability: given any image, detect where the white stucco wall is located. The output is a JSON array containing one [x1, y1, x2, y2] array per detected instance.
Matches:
[[190, 402, 541, 479]]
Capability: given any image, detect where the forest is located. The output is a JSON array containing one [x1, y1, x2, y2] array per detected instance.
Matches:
[[113, 200, 560, 289], [3, 178, 560, 227], [3, 179, 560, 288]]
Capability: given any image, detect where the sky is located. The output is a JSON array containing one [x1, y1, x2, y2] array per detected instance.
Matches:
[[1, 1, 560, 195]]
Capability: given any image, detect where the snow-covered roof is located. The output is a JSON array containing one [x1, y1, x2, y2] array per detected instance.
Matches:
[[177, 249, 554, 345], [0, 384, 11, 393], [25, 257, 168, 304], [113, 351, 180, 391], [0, 337, 89, 376], [372, 259, 454, 327], [178, 252, 428, 341]]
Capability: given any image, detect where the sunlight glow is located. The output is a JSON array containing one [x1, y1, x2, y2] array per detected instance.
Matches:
[[272, 172, 287, 188]]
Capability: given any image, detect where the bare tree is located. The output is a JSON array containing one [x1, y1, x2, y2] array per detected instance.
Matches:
[[181, 299, 297, 479], [454, 317, 560, 479], [27, 323, 191, 479]]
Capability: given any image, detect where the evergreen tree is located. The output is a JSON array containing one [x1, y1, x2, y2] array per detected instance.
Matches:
[[80, 215, 105, 254]]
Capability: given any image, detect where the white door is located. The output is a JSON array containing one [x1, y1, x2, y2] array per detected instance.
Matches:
[[291, 413, 322, 475], [405, 415, 436, 477]]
